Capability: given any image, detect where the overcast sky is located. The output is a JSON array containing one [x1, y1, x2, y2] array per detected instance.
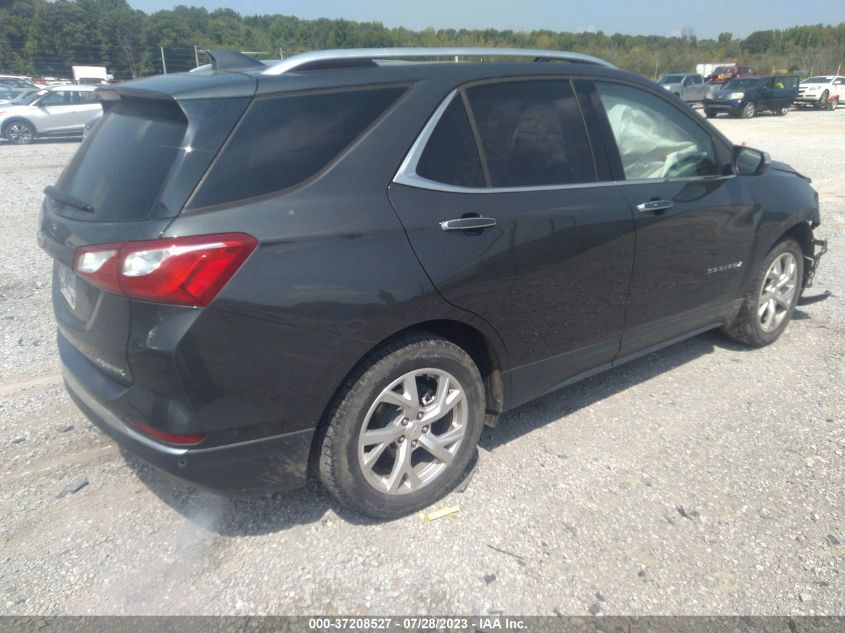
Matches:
[[128, 0, 844, 39]]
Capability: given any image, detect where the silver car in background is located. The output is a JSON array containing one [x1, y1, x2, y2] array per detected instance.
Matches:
[[0, 85, 101, 144], [658, 73, 707, 102]]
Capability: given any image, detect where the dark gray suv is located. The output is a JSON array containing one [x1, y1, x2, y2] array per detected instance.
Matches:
[[39, 48, 826, 518]]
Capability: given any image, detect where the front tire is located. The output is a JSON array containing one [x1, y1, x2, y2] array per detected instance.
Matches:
[[741, 102, 757, 118], [722, 239, 803, 347], [705, 109, 717, 118], [316, 333, 485, 519], [819, 90, 830, 109], [4, 121, 36, 144]]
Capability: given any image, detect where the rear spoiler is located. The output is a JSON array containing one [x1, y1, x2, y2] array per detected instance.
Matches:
[[202, 49, 266, 71]]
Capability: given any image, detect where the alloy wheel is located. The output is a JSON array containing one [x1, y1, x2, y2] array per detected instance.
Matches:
[[743, 102, 756, 118], [758, 252, 798, 333], [357, 368, 467, 495], [7, 123, 34, 144], [819, 90, 829, 109]]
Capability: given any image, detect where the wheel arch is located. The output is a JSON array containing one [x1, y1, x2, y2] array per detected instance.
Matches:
[[782, 221, 817, 287], [316, 318, 506, 445], [309, 317, 508, 475], [2, 117, 37, 137]]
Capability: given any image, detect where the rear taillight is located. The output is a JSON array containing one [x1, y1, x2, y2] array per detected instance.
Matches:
[[135, 422, 205, 445], [73, 233, 257, 307]]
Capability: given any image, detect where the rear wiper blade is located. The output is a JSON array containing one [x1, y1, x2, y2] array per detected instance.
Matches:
[[43, 185, 94, 213]]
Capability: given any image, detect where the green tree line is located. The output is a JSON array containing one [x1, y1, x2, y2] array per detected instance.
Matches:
[[1, 0, 843, 80]]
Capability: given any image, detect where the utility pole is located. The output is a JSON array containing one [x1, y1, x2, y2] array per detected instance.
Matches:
[[194, 45, 200, 68], [279, 48, 284, 60], [160, 46, 167, 74]]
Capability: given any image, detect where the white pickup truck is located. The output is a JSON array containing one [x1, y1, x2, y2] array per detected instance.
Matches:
[[796, 76, 845, 110]]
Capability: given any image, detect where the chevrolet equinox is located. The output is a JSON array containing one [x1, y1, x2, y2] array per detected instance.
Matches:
[[38, 48, 827, 518]]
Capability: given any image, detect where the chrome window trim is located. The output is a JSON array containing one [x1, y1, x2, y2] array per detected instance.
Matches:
[[392, 89, 735, 195]]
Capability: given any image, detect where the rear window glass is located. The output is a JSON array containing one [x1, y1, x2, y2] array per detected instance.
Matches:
[[465, 80, 596, 187], [416, 97, 485, 188], [188, 86, 405, 209], [57, 98, 185, 220]]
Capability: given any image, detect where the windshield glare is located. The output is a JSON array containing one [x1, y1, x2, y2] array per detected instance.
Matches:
[[660, 74, 684, 83], [12, 90, 42, 105]]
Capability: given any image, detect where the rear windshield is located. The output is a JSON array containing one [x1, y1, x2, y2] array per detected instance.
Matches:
[[187, 86, 405, 209], [57, 98, 187, 220]]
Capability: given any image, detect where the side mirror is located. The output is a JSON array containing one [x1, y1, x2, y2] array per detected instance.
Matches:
[[733, 146, 771, 176]]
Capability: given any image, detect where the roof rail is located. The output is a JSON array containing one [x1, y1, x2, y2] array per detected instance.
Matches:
[[261, 47, 615, 76]]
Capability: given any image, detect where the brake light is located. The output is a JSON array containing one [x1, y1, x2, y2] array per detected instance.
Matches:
[[135, 422, 205, 445], [73, 233, 257, 306]]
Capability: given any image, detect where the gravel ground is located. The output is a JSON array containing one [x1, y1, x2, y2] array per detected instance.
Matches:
[[1, 109, 843, 616]]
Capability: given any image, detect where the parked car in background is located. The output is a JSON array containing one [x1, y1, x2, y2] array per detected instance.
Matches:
[[658, 73, 706, 102], [31, 76, 73, 87], [0, 75, 37, 94], [82, 112, 101, 139], [0, 84, 17, 103], [796, 76, 844, 110], [704, 74, 799, 118], [38, 47, 826, 518], [706, 65, 755, 85], [0, 87, 40, 106], [0, 85, 101, 144]]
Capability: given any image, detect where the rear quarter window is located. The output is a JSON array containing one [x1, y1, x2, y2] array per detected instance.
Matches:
[[188, 86, 406, 209]]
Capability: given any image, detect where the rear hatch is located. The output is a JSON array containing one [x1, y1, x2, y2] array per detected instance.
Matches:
[[38, 72, 255, 384]]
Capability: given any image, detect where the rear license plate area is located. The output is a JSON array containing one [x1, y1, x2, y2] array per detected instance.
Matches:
[[58, 263, 77, 310]]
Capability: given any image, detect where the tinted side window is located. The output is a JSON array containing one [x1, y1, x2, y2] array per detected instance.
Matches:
[[189, 87, 405, 209], [40, 91, 67, 106], [416, 97, 484, 187], [595, 82, 719, 180], [77, 91, 98, 103], [465, 80, 595, 187]]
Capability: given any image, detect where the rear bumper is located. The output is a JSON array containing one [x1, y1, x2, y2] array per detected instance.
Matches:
[[61, 334, 315, 494]]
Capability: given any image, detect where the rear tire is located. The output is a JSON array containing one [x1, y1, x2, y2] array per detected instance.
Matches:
[[829, 97, 838, 111], [776, 106, 789, 116], [316, 333, 485, 519], [705, 109, 717, 118], [721, 239, 803, 347], [4, 121, 35, 145]]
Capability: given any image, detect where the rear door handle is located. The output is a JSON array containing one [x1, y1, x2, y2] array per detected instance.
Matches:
[[439, 217, 497, 231], [636, 200, 674, 213]]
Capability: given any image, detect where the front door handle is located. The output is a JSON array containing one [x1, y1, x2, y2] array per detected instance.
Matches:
[[636, 200, 674, 214], [439, 217, 497, 231]]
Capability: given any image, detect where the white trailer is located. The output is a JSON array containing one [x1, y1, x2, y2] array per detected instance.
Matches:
[[71, 65, 112, 85]]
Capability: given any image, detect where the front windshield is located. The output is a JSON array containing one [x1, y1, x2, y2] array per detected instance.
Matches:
[[660, 74, 685, 83], [723, 78, 759, 90], [801, 77, 829, 84]]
